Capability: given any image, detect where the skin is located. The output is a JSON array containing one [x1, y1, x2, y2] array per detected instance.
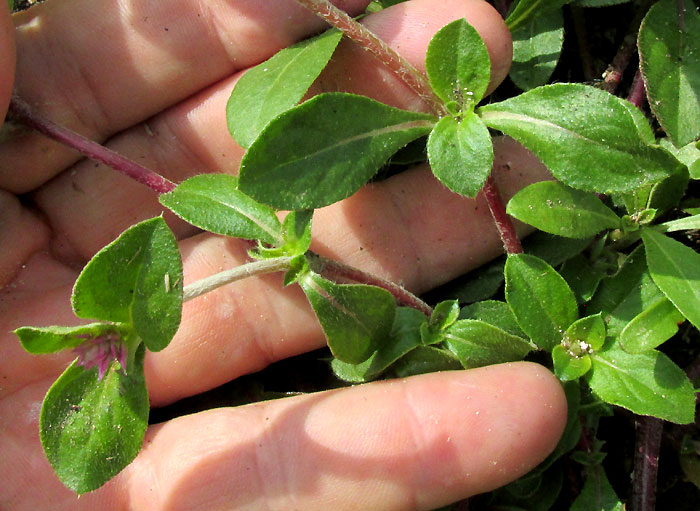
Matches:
[[0, 1, 566, 510]]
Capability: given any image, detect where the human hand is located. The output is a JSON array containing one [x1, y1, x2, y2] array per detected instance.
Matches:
[[0, 0, 566, 509]]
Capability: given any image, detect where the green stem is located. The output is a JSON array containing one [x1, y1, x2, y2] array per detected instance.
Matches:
[[294, 0, 446, 115], [183, 257, 293, 302]]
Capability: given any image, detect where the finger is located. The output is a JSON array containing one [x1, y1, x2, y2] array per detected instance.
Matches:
[[0, 0, 371, 192], [0, 0, 15, 121], [121, 364, 567, 511], [34, 0, 513, 263]]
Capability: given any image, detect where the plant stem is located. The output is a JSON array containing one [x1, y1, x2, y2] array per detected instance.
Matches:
[[293, 0, 446, 115], [7, 95, 176, 194], [631, 416, 663, 511], [627, 70, 646, 109], [482, 175, 523, 255], [307, 252, 434, 316], [183, 257, 293, 302]]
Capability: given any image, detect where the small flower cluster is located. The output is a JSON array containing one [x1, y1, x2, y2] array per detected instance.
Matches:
[[73, 332, 127, 380]]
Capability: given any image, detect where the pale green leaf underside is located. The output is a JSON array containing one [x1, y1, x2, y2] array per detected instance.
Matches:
[[239, 93, 435, 210]]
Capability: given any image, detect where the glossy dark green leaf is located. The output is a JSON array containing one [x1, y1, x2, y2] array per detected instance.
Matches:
[[72, 217, 183, 352], [391, 345, 462, 378], [238, 93, 435, 210], [505, 253, 579, 351], [479, 84, 681, 193], [570, 465, 623, 511], [588, 341, 695, 423], [331, 307, 425, 383], [159, 174, 283, 245], [425, 18, 490, 109], [509, 7, 563, 90], [444, 320, 534, 368], [427, 113, 493, 197], [459, 300, 525, 337], [619, 297, 684, 353], [641, 228, 700, 331], [16, 323, 125, 354], [507, 181, 621, 238], [40, 344, 148, 493], [300, 273, 396, 363], [226, 29, 343, 149], [639, 0, 700, 146]]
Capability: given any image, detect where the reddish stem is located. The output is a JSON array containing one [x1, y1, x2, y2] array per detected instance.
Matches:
[[308, 253, 434, 317], [483, 175, 523, 255], [602, 33, 637, 94], [631, 416, 663, 511], [7, 96, 176, 194], [294, 0, 446, 115], [627, 70, 647, 109]]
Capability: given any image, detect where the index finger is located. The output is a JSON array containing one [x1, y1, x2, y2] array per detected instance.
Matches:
[[0, 0, 371, 192]]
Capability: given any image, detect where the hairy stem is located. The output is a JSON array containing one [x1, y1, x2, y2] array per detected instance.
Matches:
[[7, 95, 176, 194], [631, 416, 663, 511], [294, 0, 446, 115], [307, 252, 434, 316], [183, 257, 293, 302], [483, 175, 523, 255]]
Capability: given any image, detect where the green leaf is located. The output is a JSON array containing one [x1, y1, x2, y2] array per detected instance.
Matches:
[[444, 320, 534, 368], [587, 342, 695, 423], [427, 113, 493, 197], [621, 164, 689, 217], [507, 181, 621, 238], [570, 465, 624, 511], [660, 138, 700, 179], [478, 83, 681, 193], [559, 254, 606, 304], [391, 345, 462, 378], [226, 29, 343, 149], [641, 227, 700, 331], [619, 297, 685, 353], [459, 300, 525, 337], [505, 253, 579, 351], [159, 174, 283, 245], [587, 245, 647, 317], [509, 7, 564, 90], [331, 307, 425, 382], [639, 0, 700, 146], [566, 313, 606, 351], [552, 345, 591, 381], [425, 18, 491, 109], [238, 93, 435, 210], [575, 0, 631, 6], [71, 217, 183, 352], [16, 323, 125, 354], [506, 0, 570, 31], [660, 213, 700, 232], [40, 344, 148, 493], [300, 273, 396, 363]]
